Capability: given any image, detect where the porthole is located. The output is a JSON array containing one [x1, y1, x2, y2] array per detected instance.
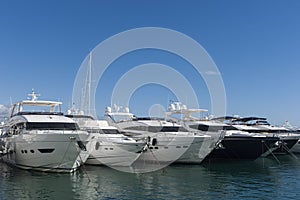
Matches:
[[30, 150, 34, 153], [152, 138, 157, 146], [95, 142, 100, 151], [24, 150, 28, 153]]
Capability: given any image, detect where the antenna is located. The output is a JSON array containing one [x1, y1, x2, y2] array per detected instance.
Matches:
[[27, 88, 40, 101]]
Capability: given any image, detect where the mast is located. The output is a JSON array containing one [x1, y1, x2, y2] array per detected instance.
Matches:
[[87, 51, 92, 115]]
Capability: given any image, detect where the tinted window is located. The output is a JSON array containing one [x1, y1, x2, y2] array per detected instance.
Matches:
[[26, 122, 79, 130], [190, 124, 237, 131], [125, 126, 188, 132], [101, 129, 120, 134]]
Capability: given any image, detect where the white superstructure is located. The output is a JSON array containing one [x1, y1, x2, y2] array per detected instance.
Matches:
[[0, 90, 90, 173]]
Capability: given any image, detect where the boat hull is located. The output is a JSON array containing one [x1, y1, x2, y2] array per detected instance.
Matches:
[[1, 132, 89, 173], [133, 133, 196, 164], [85, 138, 145, 166], [204, 136, 279, 160], [290, 139, 300, 153], [175, 135, 217, 164], [273, 138, 299, 154]]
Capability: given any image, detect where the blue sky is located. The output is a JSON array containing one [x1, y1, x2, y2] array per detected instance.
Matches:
[[0, 0, 300, 126]]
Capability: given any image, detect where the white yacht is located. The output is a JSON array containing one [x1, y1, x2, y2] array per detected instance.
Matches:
[[65, 113, 147, 167], [166, 102, 280, 160], [0, 90, 90, 173], [105, 105, 217, 167]]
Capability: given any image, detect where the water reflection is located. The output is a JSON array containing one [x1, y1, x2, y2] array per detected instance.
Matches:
[[1, 155, 300, 200]]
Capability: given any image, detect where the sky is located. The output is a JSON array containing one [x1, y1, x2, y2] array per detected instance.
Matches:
[[0, 0, 300, 126]]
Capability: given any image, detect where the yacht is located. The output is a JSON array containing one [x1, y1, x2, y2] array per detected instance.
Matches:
[[0, 90, 90, 173], [105, 105, 218, 167], [65, 113, 147, 167], [166, 102, 280, 160], [229, 117, 300, 155]]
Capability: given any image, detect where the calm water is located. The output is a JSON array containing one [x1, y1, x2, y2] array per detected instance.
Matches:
[[1, 155, 300, 200]]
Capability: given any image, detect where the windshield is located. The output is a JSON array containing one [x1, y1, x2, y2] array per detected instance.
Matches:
[[110, 114, 135, 122]]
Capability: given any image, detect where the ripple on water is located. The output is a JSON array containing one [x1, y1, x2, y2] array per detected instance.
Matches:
[[1, 155, 300, 200]]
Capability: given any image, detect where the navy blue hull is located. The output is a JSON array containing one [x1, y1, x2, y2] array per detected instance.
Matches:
[[205, 136, 279, 160], [273, 138, 298, 154]]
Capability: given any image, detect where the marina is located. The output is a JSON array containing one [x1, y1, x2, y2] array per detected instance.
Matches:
[[0, 91, 300, 200], [1, 1, 300, 200], [1, 92, 300, 175], [2, 91, 300, 200]]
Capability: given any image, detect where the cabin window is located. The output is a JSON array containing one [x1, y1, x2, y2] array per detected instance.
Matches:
[[25, 122, 79, 130], [101, 129, 120, 134], [125, 126, 188, 132], [160, 127, 189, 132], [190, 124, 237, 131]]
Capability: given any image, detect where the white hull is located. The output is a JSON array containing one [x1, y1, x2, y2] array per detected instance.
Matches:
[[133, 132, 196, 164], [1, 132, 89, 173], [85, 134, 146, 166], [175, 134, 217, 164]]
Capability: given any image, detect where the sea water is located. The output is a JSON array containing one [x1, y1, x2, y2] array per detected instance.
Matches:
[[1, 155, 300, 200]]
